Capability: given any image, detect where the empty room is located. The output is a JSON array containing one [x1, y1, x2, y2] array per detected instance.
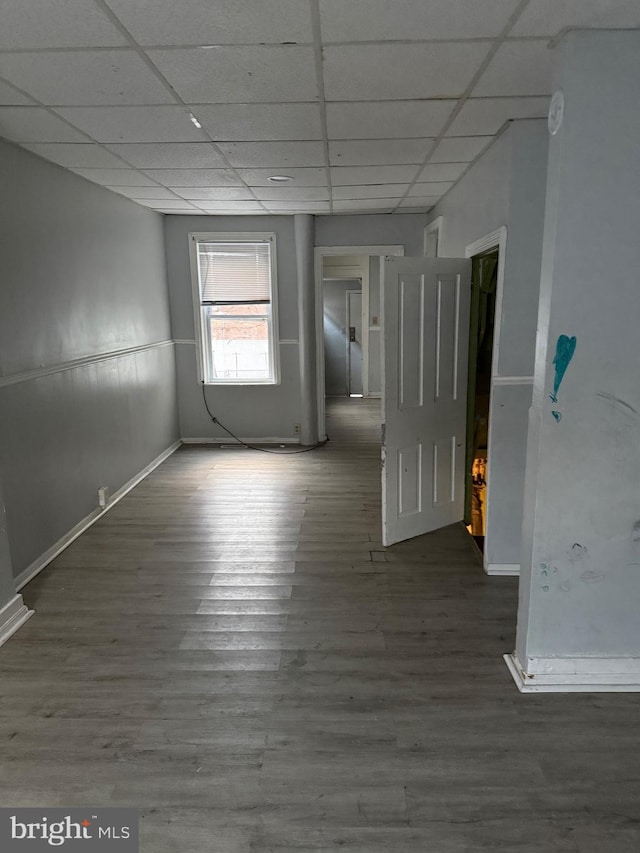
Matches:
[[1, 1, 640, 851]]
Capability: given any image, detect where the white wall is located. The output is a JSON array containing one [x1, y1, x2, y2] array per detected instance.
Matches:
[[429, 120, 549, 572], [517, 31, 640, 672], [0, 140, 178, 581]]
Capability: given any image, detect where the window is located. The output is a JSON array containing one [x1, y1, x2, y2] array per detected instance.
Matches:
[[190, 233, 279, 384]]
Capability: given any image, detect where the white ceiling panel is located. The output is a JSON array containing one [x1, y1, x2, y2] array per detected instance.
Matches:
[[399, 196, 441, 207], [135, 198, 200, 210], [149, 47, 317, 104], [408, 182, 454, 197], [237, 168, 327, 187], [170, 186, 255, 200], [217, 141, 325, 168], [473, 40, 554, 97], [446, 97, 550, 136], [333, 199, 398, 211], [0, 80, 36, 106], [264, 201, 331, 212], [429, 136, 492, 163], [104, 0, 313, 46], [0, 107, 90, 142], [323, 43, 491, 101], [252, 186, 329, 201], [192, 201, 265, 212], [0, 51, 174, 107], [418, 163, 467, 182], [511, 0, 640, 37], [54, 106, 207, 142], [326, 100, 456, 139], [105, 142, 226, 169], [332, 184, 409, 200], [106, 186, 182, 199], [329, 139, 434, 167], [71, 168, 160, 186], [22, 143, 126, 168], [195, 104, 322, 143], [331, 165, 418, 185], [141, 168, 242, 186], [319, 0, 521, 41], [0, 0, 127, 49]]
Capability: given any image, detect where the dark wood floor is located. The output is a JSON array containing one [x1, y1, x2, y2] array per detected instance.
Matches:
[[2, 398, 640, 851]]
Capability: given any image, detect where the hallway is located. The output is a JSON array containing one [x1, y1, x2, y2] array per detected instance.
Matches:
[[1, 398, 640, 851]]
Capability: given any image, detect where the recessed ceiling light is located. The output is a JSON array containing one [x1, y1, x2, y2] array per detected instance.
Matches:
[[189, 113, 202, 129], [267, 175, 294, 183]]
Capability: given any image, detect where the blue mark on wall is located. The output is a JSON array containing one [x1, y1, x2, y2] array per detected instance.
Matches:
[[551, 411, 562, 423], [549, 334, 576, 404]]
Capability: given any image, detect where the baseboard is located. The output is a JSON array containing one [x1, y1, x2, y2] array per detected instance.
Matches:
[[14, 440, 181, 591], [181, 436, 300, 446], [0, 595, 34, 647], [504, 652, 640, 693], [485, 563, 520, 576]]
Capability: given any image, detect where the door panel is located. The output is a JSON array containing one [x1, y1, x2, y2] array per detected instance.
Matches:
[[347, 290, 363, 395], [382, 257, 471, 546]]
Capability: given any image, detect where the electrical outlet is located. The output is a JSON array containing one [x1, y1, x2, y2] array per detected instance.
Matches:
[[293, 423, 301, 435]]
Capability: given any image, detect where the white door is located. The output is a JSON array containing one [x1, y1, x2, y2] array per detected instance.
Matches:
[[347, 290, 363, 395], [382, 256, 471, 546]]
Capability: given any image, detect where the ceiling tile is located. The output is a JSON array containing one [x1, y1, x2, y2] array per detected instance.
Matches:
[[0, 0, 127, 49], [329, 139, 433, 166], [418, 163, 466, 182], [0, 107, 90, 142], [71, 168, 160, 186], [264, 201, 331, 212], [446, 97, 550, 136], [193, 201, 265, 212], [333, 199, 397, 211], [399, 196, 441, 207], [319, 0, 521, 41], [104, 0, 313, 45], [331, 165, 418, 185], [237, 167, 327, 186], [327, 100, 456, 139], [0, 51, 174, 107], [21, 143, 126, 168], [141, 168, 242, 186], [323, 43, 491, 101], [429, 136, 492, 163], [332, 184, 408, 200], [106, 186, 182, 199], [195, 103, 323, 141], [105, 142, 225, 169], [169, 186, 255, 200], [252, 186, 329, 201], [0, 80, 36, 106], [135, 198, 200, 209], [54, 106, 207, 142], [473, 40, 554, 97], [511, 0, 640, 37], [408, 182, 454, 197], [217, 141, 325, 168], [148, 46, 317, 103]]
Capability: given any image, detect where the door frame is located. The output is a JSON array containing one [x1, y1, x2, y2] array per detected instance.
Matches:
[[314, 245, 404, 439], [465, 226, 508, 573]]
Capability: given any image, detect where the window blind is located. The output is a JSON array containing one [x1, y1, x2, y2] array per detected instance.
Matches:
[[197, 241, 271, 304]]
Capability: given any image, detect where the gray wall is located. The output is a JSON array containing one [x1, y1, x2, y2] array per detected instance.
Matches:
[[323, 280, 360, 396], [368, 256, 382, 396], [0, 478, 16, 608], [315, 213, 424, 255], [430, 120, 548, 570], [164, 215, 302, 441], [0, 140, 178, 580], [517, 31, 640, 663]]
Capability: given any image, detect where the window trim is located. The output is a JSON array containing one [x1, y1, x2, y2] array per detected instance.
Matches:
[[188, 231, 280, 386]]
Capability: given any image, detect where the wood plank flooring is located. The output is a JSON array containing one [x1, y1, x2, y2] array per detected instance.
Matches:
[[2, 397, 640, 851]]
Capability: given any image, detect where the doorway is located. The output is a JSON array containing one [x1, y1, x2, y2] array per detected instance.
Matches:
[[322, 277, 363, 397], [465, 248, 499, 549]]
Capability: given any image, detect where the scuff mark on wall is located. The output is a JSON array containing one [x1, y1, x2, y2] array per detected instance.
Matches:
[[596, 392, 638, 415]]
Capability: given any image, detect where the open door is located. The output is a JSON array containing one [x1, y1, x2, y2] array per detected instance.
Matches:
[[382, 256, 471, 546]]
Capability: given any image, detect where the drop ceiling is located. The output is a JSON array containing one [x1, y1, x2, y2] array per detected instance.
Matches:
[[0, 0, 637, 216]]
